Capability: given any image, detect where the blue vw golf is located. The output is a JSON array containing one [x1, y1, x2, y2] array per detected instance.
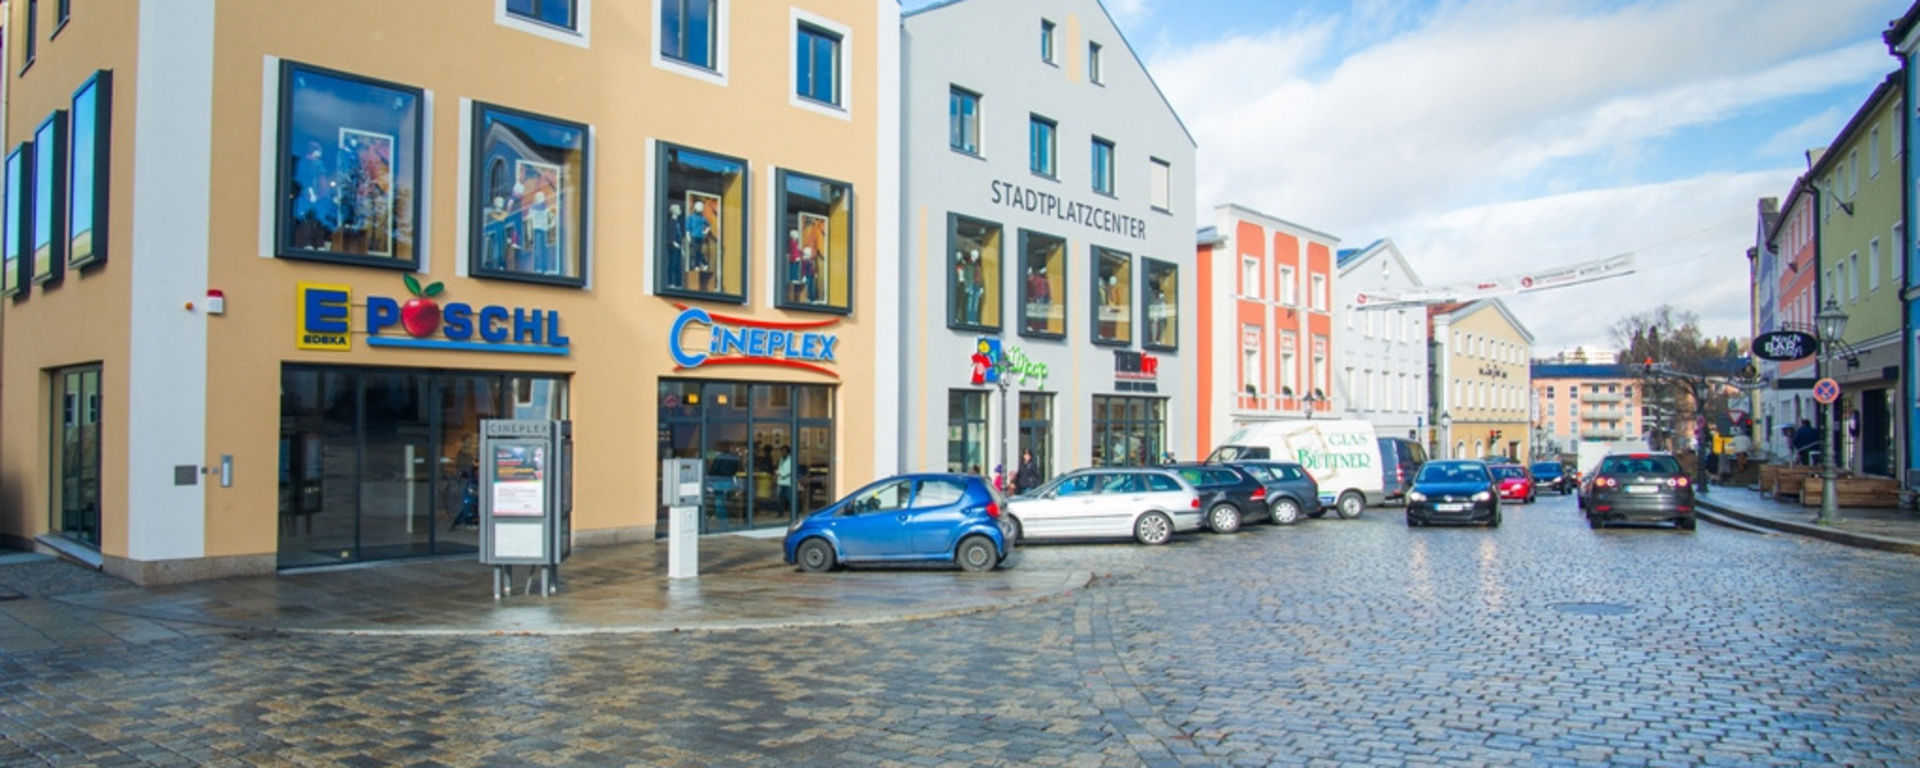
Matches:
[[783, 473, 1011, 573]]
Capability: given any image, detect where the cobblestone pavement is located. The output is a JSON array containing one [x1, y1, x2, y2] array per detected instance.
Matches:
[[4, 494, 1920, 767]]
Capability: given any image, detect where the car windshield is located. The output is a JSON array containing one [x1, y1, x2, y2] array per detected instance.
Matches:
[[1206, 445, 1266, 462], [1600, 455, 1682, 475], [1531, 463, 1561, 476], [1417, 463, 1485, 483], [1491, 466, 1526, 480]]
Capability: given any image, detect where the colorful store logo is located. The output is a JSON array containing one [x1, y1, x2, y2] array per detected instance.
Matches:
[[669, 303, 840, 377], [295, 279, 572, 356], [969, 338, 1003, 385]]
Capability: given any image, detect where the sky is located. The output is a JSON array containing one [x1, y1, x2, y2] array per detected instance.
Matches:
[[909, 0, 1910, 356]]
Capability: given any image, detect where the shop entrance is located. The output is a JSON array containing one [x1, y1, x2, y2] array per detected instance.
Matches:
[[657, 379, 835, 534], [50, 365, 103, 547], [278, 365, 568, 568]]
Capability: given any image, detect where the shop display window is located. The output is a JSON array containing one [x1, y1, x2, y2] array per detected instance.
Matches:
[[1019, 229, 1066, 338], [1142, 257, 1178, 351], [656, 379, 834, 535], [947, 390, 988, 474], [776, 169, 852, 313], [470, 102, 590, 286], [1091, 395, 1164, 467], [2, 145, 29, 298], [1092, 246, 1132, 345], [657, 142, 748, 302], [947, 213, 1002, 331], [275, 61, 423, 270], [32, 110, 67, 286], [68, 70, 111, 271]]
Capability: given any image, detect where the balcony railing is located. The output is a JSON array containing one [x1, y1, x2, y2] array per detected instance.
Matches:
[[1582, 392, 1624, 404]]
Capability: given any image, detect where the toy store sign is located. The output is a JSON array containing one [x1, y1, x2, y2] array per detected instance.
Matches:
[[669, 304, 840, 378], [989, 180, 1147, 240], [296, 279, 571, 356]]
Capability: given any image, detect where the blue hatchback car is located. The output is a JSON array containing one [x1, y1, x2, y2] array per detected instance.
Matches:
[[1405, 460, 1501, 528], [783, 473, 1010, 573]]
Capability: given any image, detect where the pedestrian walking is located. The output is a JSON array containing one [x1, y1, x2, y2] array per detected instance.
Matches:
[[1014, 449, 1041, 494]]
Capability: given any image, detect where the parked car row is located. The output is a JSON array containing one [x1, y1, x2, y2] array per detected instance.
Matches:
[[783, 460, 1333, 572]]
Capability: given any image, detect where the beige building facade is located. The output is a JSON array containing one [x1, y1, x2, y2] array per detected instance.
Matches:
[[1428, 300, 1533, 462], [1, 1, 899, 583]]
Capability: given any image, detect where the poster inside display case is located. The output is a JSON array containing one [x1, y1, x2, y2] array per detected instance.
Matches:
[[276, 61, 423, 269]]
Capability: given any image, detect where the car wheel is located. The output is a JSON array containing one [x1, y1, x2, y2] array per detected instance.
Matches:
[[1134, 511, 1174, 545], [1488, 512, 1501, 528], [1677, 516, 1696, 532], [1405, 514, 1422, 528], [1587, 515, 1603, 530], [955, 535, 997, 572], [1270, 499, 1302, 526], [796, 538, 836, 573], [1004, 516, 1024, 543], [1526, 493, 1535, 505], [1335, 491, 1365, 519], [1207, 503, 1242, 534]]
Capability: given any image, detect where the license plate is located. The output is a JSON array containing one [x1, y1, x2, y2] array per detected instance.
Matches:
[[1628, 485, 1658, 494], [1437, 503, 1469, 512]]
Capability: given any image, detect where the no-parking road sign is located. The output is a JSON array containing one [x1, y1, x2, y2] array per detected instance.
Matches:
[[1812, 378, 1840, 404]]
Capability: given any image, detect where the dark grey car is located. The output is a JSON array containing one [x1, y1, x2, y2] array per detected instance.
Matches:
[[1222, 460, 1321, 525]]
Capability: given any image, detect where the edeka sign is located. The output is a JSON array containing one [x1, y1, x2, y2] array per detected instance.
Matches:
[[990, 180, 1148, 240], [295, 279, 571, 356], [669, 303, 840, 378]]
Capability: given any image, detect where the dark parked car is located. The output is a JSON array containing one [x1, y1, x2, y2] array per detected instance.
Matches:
[[1490, 463, 1535, 504], [1223, 460, 1321, 525], [1581, 453, 1695, 530], [783, 473, 1010, 572], [1405, 460, 1501, 528], [1530, 461, 1572, 494], [1378, 437, 1429, 503], [1168, 463, 1267, 533]]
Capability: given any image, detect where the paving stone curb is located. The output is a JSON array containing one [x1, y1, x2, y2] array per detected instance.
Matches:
[[1695, 497, 1920, 556]]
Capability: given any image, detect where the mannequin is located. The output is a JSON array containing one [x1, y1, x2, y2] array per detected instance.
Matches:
[[966, 249, 985, 324], [788, 229, 804, 302], [529, 190, 552, 274], [953, 251, 970, 323], [688, 199, 712, 290], [665, 204, 685, 288]]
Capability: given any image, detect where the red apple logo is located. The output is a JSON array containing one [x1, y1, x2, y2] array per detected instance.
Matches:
[[400, 274, 443, 338]]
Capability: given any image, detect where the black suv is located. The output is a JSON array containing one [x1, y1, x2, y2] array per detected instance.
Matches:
[[1581, 453, 1695, 531], [1222, 460, 1321, 525], [1167, 463, 1267, 534]]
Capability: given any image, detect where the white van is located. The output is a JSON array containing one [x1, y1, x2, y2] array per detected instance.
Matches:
[[1206, 420, 1383, 518]]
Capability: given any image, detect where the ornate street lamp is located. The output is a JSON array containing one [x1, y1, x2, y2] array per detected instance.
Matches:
[[1814, 298, 1849, 524], [1440, 411, 1453, 459]]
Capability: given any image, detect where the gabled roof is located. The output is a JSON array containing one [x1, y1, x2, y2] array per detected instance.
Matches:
[[905, 0, 1197, 148], [1335, 238, 1424, 286], [1215, 202, 1342, 244], [1805, 71, 1901, 182], [1427, 298, 1535, 344], [1885, 2, 1920, 51]]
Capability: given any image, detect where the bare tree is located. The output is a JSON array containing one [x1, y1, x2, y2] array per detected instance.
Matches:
[[1608, 305, 1744, 455]]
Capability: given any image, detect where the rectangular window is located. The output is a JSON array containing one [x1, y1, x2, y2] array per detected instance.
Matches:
[[1088, 41, 1103, 84], [1029, 115, 1056, 177], [24, 0, 37, 71], [1150, 157, 1171, 212], [1241, 257, 1259, 297], [656, 142, 748, 302], [1310, 273, 1326, 311], [68, 70, 111, 271], [1871, 126, 1882, 177], [1365, 312, 1375, 338], [31, 110, 66, 287], [1241, 325, 1263, 397], [776, 169, 852, 313], [1091, 137, 1114, 195], [470, 103, 589, 286], [948, 213, 1004, 331], [2, 145, 30, 298], [1092, 246, 1132, 345], [1895, 222, 1906, 283], [276, 61, 424, 270], [1018, 393, 1055, 488], [795, 23, 841, 106], [1280, 332, 1297, 395], [1279, 266, 1296, 305], [949, 87, 981, 155], [661, 0, 718, 69], [1849, 253, 1860, 300], [1040, 19, 1056, 64], [506, 0, 577, 29], [1090, 395, 1165, 467], [1870, 238, 1881, 291], [1142, 257, 1178, 351], [56, 0, 68, 29], [1019, 229, 1066, 338], [947, 390, 989, 474]]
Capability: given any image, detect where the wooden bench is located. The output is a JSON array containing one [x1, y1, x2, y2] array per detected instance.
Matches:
[[1798, 475, 1903, 508]]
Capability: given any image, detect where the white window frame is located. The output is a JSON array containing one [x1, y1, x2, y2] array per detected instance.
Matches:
[[1241, 324, 1263, 396], [1310, 273, 1327, 311], [1241, 257, 1260, 298], [1870, 238, 1881, 291], [1149, 157, 1171, 212], [497, 0, 592, 47], [789, 9, 851, 119], [1849, 253, 1860, 301], [653, 0, 730, 86], [1279, 266, 1297, 306], [1870, 126, 1882, 178], [1280, 332, 1298, 396]]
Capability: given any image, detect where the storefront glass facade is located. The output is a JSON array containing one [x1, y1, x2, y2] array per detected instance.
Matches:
[[1018, 392, 1053, 484], [657, 379, 835, 534], [1091, 394, 1165, 466], [947, 389, 989, 473], [51, 365, 103, 547], [277, 365, 567, 568]]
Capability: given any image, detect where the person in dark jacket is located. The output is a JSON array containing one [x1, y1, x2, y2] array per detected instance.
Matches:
[[1014, 449, 1042, 494], [1792, 419, 1820, 465]]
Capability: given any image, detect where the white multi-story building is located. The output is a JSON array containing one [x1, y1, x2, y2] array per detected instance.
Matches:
[[1333, 239, 1428, 443]]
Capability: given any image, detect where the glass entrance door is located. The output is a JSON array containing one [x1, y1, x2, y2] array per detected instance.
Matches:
[[50, 366, 102, 547]]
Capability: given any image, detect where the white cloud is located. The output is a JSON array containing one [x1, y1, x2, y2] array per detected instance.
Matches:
[[1145, 0, 1898, 355], [1759, 106, 1849, 158], [1101, 0, 1152, 28]]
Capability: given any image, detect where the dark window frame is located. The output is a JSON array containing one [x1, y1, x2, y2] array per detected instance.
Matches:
[[654, 140, 751, 304], [273, 60, 426, 271], [795, 22, 842, 107], [466, 100, 592, 288], [946, 212, 1003, 333], [1017, 228, 1067, 340], [1091, 136, 1115, 196], [1029, 114, 1057, 179], [2, 144, 33, 299], [53, 0, 70, 38], [31, 110, 67, 287], [505, 0, 579, 31], [1141, 256, 1178, 352], [774, 167, 854, 315], [661, 0, 720, 71], [22, 0, 38, 74], [1090, 245, 1131, 347], [67, 70, 111, 272], [949, 86, 982, 156], [1040, 19, 1057, 64]]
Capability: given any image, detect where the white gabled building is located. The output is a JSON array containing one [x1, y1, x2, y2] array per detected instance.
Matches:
[[1333, 239, 1429, 443]]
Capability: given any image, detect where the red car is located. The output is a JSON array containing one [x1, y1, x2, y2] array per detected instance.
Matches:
[[1490, 464, 1535, 504]]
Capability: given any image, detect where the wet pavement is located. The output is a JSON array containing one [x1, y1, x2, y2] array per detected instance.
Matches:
[[3, 492, 1920, 766]]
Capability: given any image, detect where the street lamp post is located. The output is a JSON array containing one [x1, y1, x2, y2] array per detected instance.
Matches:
[[1815, 298, 1849, 525], [1303, 391, 1323, 420], [1440, 411, 1453, 459], [996, 372, 1015, 481]]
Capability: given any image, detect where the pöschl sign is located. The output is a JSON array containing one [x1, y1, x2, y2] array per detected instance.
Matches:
[[1751, 330, 1817, 361]]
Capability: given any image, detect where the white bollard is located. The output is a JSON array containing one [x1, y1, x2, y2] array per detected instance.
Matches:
[[668, 505, 698, 578]]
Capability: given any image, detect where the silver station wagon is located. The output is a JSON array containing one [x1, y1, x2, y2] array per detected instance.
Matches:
[[1005, 467, 1204, 545]]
